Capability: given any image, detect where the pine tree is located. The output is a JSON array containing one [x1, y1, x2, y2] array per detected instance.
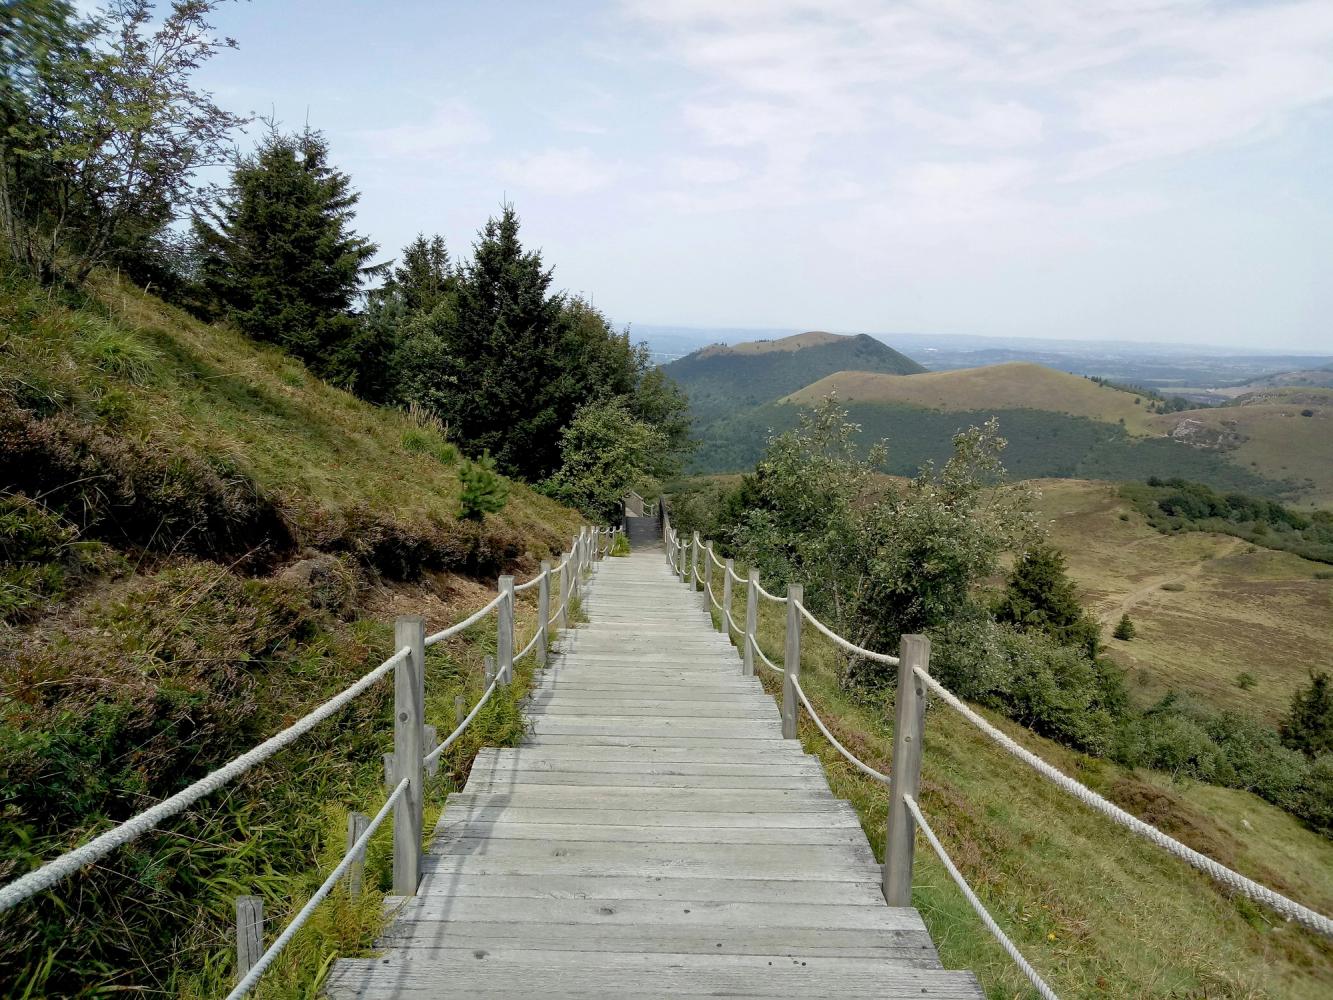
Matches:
[[1113, 613, 1136, 641], [1280, 671, 1333, 758], [994, 544, 1101, 656], [390, 233, 453, 313], [457, 452, 510, 521], [192, 127, 381, 385]]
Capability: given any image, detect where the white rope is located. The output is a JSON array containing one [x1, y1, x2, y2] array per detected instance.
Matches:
[[514, 627, 542, 662], [707, 546, 725, 570], [227, 779, 408, 999], [755, 580, 787, 604], [513, 568, 545, 593], [917, 668, 1333, 937], [725, 610, 742, 636], [706, 580, 723, 611], [423, 675, 501, 768], [728, 564, 746, 585], [0, 647, 408, 913], [904, 794, 1059, 1000], [794, 600, 899, 666], [748, 633, 783, 674], [791, 677, 891, 785], [424, 593, 505, 647]]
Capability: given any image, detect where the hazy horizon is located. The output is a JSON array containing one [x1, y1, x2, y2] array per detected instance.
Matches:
[[196, 1, 1333, 352]]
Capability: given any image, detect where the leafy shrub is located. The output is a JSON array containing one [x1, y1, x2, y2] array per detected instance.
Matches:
[[1235, 671, 1257, 690], [458, 452, 509, 521], [610, 533, 630, 557]]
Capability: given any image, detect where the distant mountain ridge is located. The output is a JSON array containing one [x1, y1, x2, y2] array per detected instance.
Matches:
[[664, 331, 924, 426]]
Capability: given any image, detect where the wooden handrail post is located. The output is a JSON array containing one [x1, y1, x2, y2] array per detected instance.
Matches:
[[454, 694, 466, 729], [743, 569, 758, 676], [346, 812, 369, 899], [537, 560, 551, 668], [422, 724, 438, 777], [392, 614, 425, 896], [782, 584, 802, 739], [722, 558, 734, 636], [691, 532, 700, 597], [885, 634, 931, 906], [484, 654, 496, 685], [559, 553, 572, 630], [497, 576, 514, 685], [678, 534, 687, 583], [704, 541, 714, 615], [235, 895, 263, 981]]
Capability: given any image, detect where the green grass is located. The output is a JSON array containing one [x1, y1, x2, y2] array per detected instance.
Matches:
[[693, 563, 1333, 999]]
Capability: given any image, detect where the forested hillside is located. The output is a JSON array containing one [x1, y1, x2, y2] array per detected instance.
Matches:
[[662, 330, 923, 425]]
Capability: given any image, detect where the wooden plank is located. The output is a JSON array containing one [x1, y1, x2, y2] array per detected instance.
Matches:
[[462, 770, 828, 790], [431, 821, 866, 847], [383, 895, 919, 930], [421, 842, 879, 882], [432, 804, 863, 830], [528, 718, 785, 738], [325, 955, 985, 998], [405, 872, 886, 905], [375, 927, 938, 961]]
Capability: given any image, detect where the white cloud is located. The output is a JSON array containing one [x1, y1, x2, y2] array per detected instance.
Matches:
[[672, 156, 747, 184], [498, 148, 620, 196], [356, 100, 490, 159]]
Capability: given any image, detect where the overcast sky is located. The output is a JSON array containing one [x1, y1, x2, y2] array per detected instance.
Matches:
[[195, 0, 1333, 351]]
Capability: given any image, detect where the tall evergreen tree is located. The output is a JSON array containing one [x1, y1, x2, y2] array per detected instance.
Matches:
[[994, 544, 1101, 656], [192, 127, 380, 386], [1281, 671, 1333, 759], [390, 233, 453, 313]]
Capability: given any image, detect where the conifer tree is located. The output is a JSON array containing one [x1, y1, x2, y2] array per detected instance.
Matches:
[[1113, 613, 1136, 641], [390, 233, 453, 313], [995, 544, 1101, 655], [1281, 671, 1333, 758], [192, 127, 380, 386]]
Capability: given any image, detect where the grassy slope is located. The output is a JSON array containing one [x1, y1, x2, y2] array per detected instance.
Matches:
[[0, 271, 584, 996], [57, 274, 577, 548], [1148, 391, 1333, 509], [785, 362, 1158, 433], [1032, 479, 1333, 723], [702, 569, 1333, 999]]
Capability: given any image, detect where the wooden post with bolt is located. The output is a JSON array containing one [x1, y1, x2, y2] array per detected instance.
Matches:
[[743, 569, 758, 676], [392, 614, 425, 896], [537, 560, 551, 667], [783, 584, 802, 739], [497, 576, 514, 685], [721, 557, 734, 636], [885, 634, 931, 906]]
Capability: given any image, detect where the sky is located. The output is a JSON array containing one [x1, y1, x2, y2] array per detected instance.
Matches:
[[191, 0, 1333, 351]]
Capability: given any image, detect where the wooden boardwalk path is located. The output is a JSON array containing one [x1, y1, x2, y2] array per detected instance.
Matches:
[[326, 548, 983, 998]]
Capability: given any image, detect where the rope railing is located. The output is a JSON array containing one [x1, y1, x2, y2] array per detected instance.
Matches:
[[425, 592, 505, 647], [791, 676, 891, 785], [1, 517, 614, 993], [225, 779, 409, 1000], [794, 599, 899, 666], [0, 645, 409, 914], [904, 794, 1059, 1000], [422, 675, 501, 769], [748, 632, 783, 674], [755, 579, 786, 603], [914, 667, 1333, 938]]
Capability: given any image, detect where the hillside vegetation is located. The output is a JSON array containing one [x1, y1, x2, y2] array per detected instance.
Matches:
[[662, 330, 923, 426], [0, 270, 583, 996], [1148, 389, 1333, 507], [1034, 479, 1333, 723], [787, 362, 1158, 432]]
